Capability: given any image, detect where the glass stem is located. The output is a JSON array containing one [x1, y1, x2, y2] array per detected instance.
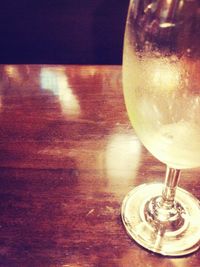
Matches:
[[161, 166, 181, 209], [144, 166, 184, 233]]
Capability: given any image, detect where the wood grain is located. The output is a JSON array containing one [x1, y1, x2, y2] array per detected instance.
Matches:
[[0, 65, 199, 267]]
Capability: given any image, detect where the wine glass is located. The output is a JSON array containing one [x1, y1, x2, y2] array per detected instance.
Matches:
[[121, 0, 200, 256]]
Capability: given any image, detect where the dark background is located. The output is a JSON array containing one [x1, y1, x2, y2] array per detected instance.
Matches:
[[0, 0, 129, 64]]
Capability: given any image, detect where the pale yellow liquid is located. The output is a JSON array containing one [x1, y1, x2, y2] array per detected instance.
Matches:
[[123, 33, 200, 169]]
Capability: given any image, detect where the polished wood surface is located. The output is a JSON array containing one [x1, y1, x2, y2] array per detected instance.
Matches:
[[0, 65, 199, 266]]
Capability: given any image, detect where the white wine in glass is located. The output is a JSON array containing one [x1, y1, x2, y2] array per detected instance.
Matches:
[[121, 0, 200, 256]]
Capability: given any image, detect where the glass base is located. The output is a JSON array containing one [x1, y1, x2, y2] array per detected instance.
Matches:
[[121, 183, 200, 256]]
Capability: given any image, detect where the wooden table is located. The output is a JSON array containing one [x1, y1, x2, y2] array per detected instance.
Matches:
[[0, 65, 199, 267]]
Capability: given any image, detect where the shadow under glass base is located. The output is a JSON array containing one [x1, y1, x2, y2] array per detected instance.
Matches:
[[121, 183, 200, 256]]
